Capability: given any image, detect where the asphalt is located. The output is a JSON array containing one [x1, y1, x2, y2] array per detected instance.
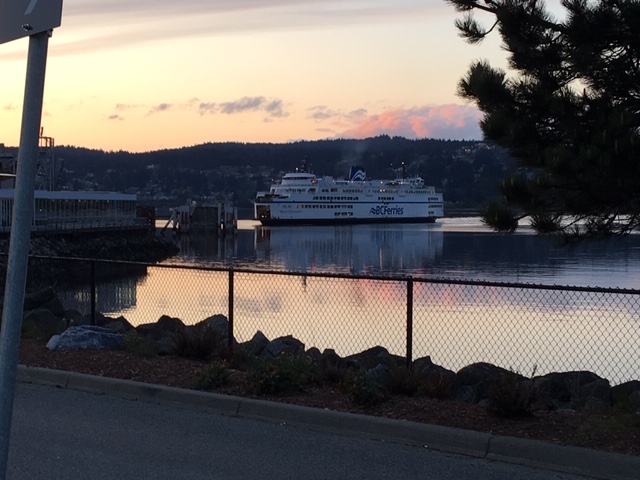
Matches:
[[15, 365, 640, 480]]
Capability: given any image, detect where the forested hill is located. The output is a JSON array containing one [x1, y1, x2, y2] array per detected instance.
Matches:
[[53, 136, 516, 211]]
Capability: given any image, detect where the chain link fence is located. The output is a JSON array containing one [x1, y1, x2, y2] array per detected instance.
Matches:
[[48, 257, 640, 385]]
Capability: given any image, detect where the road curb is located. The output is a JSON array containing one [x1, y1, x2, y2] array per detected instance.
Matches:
[[17, 365, 640, 480]]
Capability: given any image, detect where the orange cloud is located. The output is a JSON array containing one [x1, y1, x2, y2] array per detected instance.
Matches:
[[340, 105, 483, 140]]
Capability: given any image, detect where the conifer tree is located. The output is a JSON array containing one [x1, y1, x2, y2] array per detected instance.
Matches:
[[446, 0, 640, 238]]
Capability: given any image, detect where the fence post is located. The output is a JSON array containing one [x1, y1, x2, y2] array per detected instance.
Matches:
[[228, 269, 234, 355], [90, 260, 96, 325], [406, 278, 413, 369]]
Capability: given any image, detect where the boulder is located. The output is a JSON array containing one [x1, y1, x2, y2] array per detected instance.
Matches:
[[413, 356, 458, 399], [63, 309, 86, 327], [366, 364, 393, 389], [456, 362, 520, 403], [239, 330, 270, 357], [199, 314, 231, 343], [137, 315, 186, 340], [23, 287, 57, 311], [79, 312, 111, 328], [36, 296, 65, 318], [47, 325, 123, 351], [630, 391, 640, 413], [533, 371, 605, 410], [581, 378, 611, 407], [305, 347, 322, 362], [259, 335, 305, 359], [320, 349, 357, 372], [22, 308, 67, 340], [103, 315, 135, 334], [611, 380, 640, 405], [345, 346, 404, 370]]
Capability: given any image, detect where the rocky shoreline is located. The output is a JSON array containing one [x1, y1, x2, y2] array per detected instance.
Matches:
[[22, 285, 640, 417]]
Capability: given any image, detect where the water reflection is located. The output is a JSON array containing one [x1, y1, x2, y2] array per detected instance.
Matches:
[[81, 265, 640, 384], [57, 270, 144, 316], [254, 224, 444, 275], [53, 220, 640, 385], [162, 219, 640, 288]]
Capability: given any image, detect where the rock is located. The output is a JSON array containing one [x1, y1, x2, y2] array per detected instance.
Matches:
[[533, 371, 604, 410], [23, 287, 57, 311], [320, 349, 356, 372], [156, 315, 187, 334], [630, 391, 640, 413], [260, 335, 305, 359], [198, 314, 232, 345], [453, 385, 475, 403], [137, 315, 186, 340], [345, 346, 404, 370], [305, 347, 322, 362], [581, 379, 611, 407], [63, 309, 86, 327], [22, 308, 67, 341], [456, 362, 519, 403], [413, 356, 458, 399], [103, 316, 134, 334], [47, 325, 123, 351], [320, 349, 341, 365], [366, 364, 392, 388], [80, 312, 111, 327], [239, 330, 270, 357], [611, 380, 640, 405]]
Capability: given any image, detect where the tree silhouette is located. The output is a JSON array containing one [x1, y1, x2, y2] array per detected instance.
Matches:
[[447, 0, 640, 238]]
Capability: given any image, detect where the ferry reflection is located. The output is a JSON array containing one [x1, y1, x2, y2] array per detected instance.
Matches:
[[58, 274, 143, 316], [254, 224, 443, 274]]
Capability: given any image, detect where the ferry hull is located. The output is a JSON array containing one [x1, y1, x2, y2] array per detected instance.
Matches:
[[258, 216, 438, 226]]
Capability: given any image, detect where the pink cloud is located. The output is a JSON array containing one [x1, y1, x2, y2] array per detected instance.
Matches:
[[340, 105, 483, 140]]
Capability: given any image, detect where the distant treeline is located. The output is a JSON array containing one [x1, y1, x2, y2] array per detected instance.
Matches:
[[51, 135, 516, 209]]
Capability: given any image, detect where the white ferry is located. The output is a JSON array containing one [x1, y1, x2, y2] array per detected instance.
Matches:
[[254, 163, 444, 225]]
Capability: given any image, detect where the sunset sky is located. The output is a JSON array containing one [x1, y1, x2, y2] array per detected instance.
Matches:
[[0, 0, 538, 153]]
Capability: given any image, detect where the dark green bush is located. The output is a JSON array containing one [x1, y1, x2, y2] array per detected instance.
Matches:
[[171, 324, 222, 360], [244, 354, 318, 395], [193, 362, 230, 391], [388, 366, 422, 396], [342, 370, 387, 407], [418, 370, 455, 399], [121, 332, 159, 357], [487, 370, 537, 418]]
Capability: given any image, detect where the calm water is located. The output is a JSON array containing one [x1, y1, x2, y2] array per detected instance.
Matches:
[[162, 218, 640, 289], [59, 218, 640, 384]]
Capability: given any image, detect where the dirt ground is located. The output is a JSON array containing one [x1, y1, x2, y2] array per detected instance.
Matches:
[[18, 339, 640, 457]]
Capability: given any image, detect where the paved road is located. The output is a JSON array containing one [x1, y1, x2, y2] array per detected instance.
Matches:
[[7, 382, 592, 480]]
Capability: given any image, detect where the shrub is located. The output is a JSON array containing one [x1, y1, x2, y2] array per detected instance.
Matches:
[[244, 354, 318, 395], [193, 362, 230, 391], [388, 366, 421, 396], [418, 370, 455, 400], [121, 332, 159, 357], [171, 324, 222, 360], [342, 370, 387, 407], [487, 368, 537, 418]]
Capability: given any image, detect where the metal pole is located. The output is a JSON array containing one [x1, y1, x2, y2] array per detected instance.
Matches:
[[0, 31, 50, 479], [228, 269, 234, 356], [406, 279, 413, 369], [90, 260, 96, 325]]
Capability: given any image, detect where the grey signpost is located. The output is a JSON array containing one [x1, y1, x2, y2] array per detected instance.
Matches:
[[0, 1, 63, 477]]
